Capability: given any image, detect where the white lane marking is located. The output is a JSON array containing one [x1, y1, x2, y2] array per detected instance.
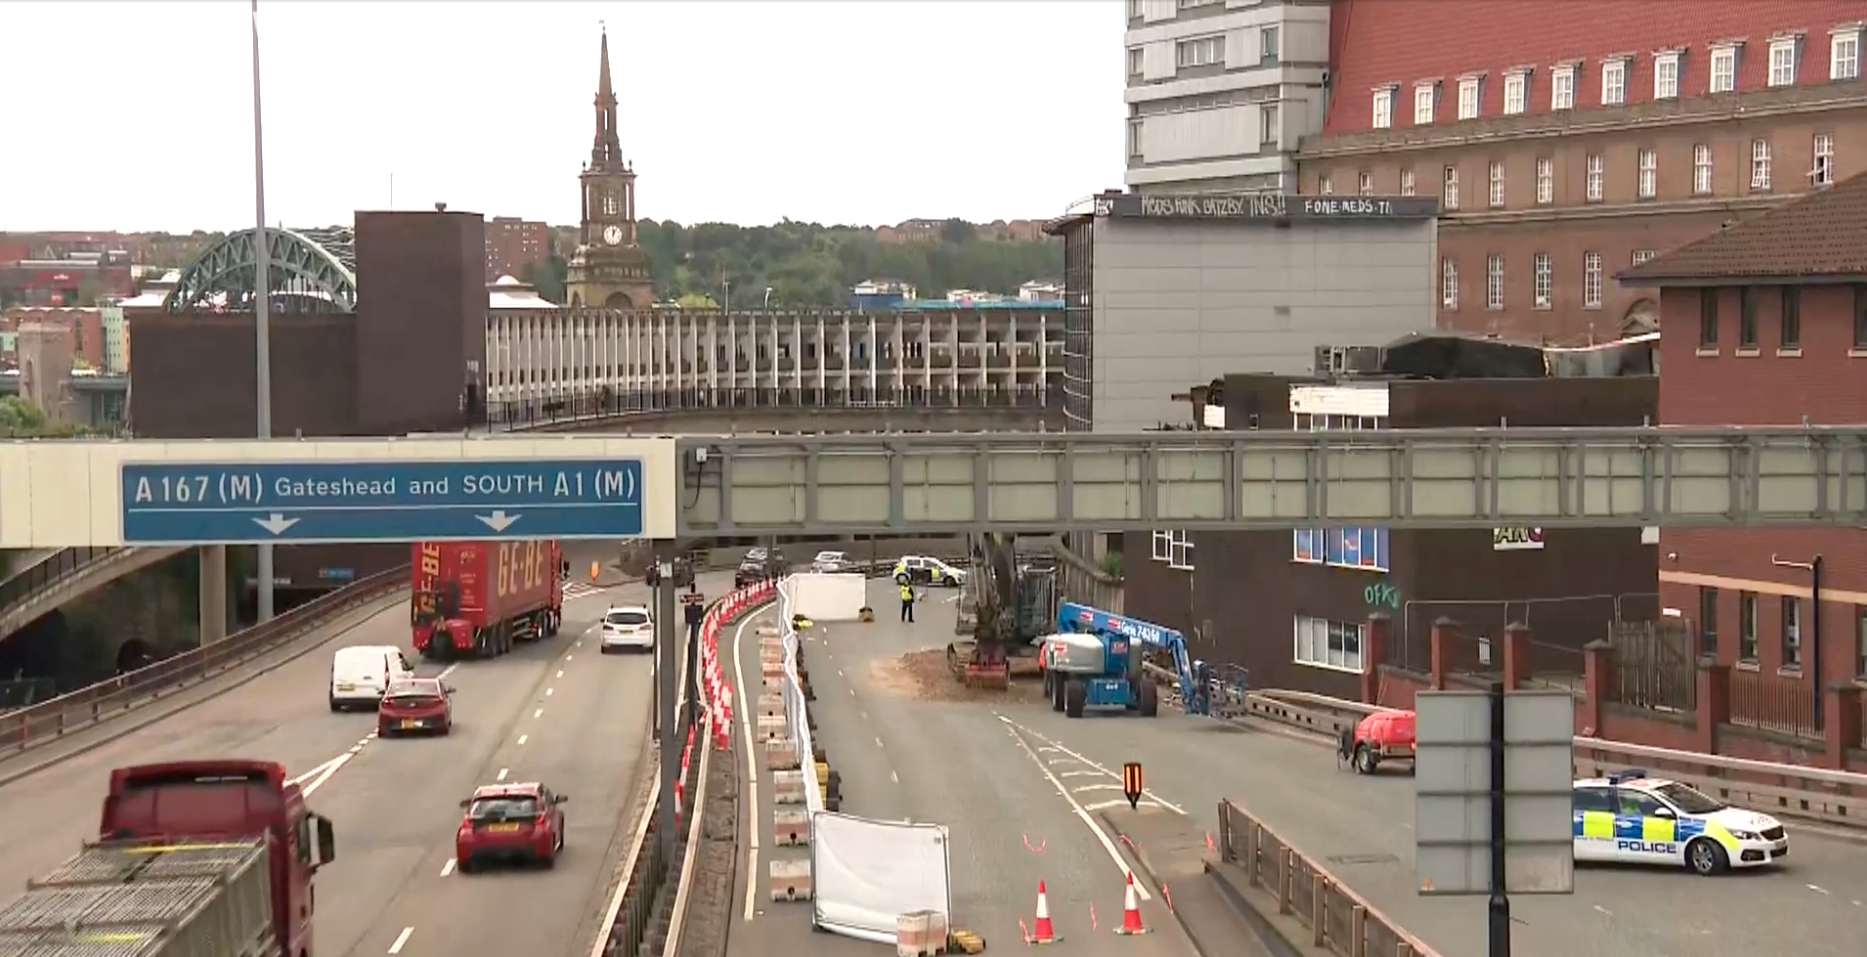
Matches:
[[1073, 783, 1123, 793], [557, 669, 565, 679], [875, 736, 885, 748], [290, 757, 340, 785], [733, 606, 771, 923], [1808, 884, 1831, 895], [534, 708, 544, 719], [1593, 904, 1613, 917], [1001, 717, 1187, 815], [437, 662, 462, 680], [387, 927, 414, 954], [891, 770, 900, 783], [1060, 770, 1099, 779], [546, 687, 555, 697], [497, 768, 509, 781], [299, 754, 353, 797], [837, 669, 845, 677], [1084, 800, 1135, 812], [847, 687, 855, 697], [517, 734, 529, 745], [996, 714, 1151, 901], [439, 859, 456, 877]]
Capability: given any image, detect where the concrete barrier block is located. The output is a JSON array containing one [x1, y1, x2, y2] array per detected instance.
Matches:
[[756, 714, 787, 740], [757, 623, 781, 638], [769, 859, 813, 901], [763, 675, 785, 691], [765, 738, 800, 770], [772, 769, 807, 804], [758, 693, 785, 717], [773, 807, 811, 846]]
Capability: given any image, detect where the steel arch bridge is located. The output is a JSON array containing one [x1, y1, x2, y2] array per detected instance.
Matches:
[[165, 227, 358, 314]]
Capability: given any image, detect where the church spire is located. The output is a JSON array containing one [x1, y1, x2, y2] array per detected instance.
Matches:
[[590, 24, 623, 168]]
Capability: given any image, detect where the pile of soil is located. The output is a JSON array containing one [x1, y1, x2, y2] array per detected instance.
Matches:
[[866, 649, 1045, 705]]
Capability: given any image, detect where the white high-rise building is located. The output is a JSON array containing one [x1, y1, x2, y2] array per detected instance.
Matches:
[[1123, 0, 1331, 194]]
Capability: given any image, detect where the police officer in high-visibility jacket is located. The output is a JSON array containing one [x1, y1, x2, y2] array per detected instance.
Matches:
[[898, 577, 916, 623]]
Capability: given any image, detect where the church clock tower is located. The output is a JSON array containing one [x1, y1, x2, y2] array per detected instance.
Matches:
[[565, 26, 654, 310]]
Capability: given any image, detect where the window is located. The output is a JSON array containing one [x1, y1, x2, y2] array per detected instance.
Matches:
[[1442, 258, 1459, 310], [1699, 586, 1719, 657], [1637, 149, 1657, 198], [1414, 83, 1437, 124], [1835, 28, 1863, 80], [1458, 76, 1481, 119], [1177, 36, 1223, 68], [1739, 286, 1759, 348], [1655, 52, 1681, 98], [1572, 786, 1614, 813], [1532, 252, 1552, 309], [1294, 616, 1364, 672], [1693, 144, 1713, 194], [1128, 120, 1143, 157], [1358, 171, 1373, 195], [1486, 254, 1505, 310], [1535, 157, 1553, 204], [1782, 597, 1802, 669], [1399, 168, 1416, 196], [1488, 160, 1505, 207], [1699, 288, 1719, 348], [1372, 87, 1394, 128], [1260, 25, 1280, 64], [1128, 47, 1143, 76], [1856, 284, 1867, 348], [1503, 71, 1528, 114], [1443, 165, 1460, 210], [1260, 104, 1279, 146], [1633, 250, 1656, 265], [1585, 154, 1604, 202], [1751, 139, 1772, 190], [1153, 529, 1193, 569], [1319, 175, 1334, 195], [600, 191, 619, 216], [1710, 44, 1737, 93], [1768, 36, 1799, 87], [1292, 527, 1390, 571], [1552, 65, 1575, 109], [1738, 592, 1758, 662], [1151, 530, 1172, 561], [1781, 286, 1801, 350], [1813, 133, 1835, 187], [1583, 252, 1603, 309], [1601, 58, 1627, 105]]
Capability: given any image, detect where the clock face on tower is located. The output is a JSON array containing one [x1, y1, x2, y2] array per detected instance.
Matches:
[[603, 224, 624, 246]]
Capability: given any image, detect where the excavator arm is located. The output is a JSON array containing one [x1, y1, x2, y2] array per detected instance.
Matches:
[[944, 533, 1019, 689]]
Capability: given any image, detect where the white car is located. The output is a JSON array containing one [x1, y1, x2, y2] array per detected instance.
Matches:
[[811, 550, 850, 572], [1573, 770, 1788, 875], [599, 605, 654, 653]]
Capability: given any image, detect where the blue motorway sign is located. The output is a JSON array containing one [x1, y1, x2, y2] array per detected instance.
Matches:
[[120, 459, 644, 544]]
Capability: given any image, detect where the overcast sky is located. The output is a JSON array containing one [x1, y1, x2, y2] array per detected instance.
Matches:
[[0, 1, 1122, 233]]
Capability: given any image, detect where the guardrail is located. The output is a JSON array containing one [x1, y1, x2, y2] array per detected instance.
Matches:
[[1217, 799, 1444, 957], [1207, 686, 1867, 830], [0, 547, 129, 621], [0, 564, 410, 755]]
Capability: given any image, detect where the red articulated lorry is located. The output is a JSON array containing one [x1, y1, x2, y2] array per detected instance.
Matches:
[[410, 540, 565, 661], [0, 759, 336, 957]]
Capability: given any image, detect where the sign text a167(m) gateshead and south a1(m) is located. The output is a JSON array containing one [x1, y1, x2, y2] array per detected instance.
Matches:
[[118, 459, 645, 545]]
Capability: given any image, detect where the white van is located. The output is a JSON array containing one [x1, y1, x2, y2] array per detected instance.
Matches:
[[329, 645, 417, 711]]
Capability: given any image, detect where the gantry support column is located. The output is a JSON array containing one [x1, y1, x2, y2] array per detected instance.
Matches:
[[198, 545, 228, 645]]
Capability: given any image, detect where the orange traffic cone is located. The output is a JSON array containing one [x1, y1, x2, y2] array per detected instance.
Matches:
[[1025, 880, 1061, 944], [1114, 872, 1150, 935], [589, 561, 600, 582]]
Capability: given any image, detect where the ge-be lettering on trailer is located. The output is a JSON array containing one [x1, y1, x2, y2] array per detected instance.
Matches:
[[410, 539, 566, 661]]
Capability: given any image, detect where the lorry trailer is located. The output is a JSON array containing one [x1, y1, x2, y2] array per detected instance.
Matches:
[[411, 540, 565, 660], [0, 759, 336, 957]]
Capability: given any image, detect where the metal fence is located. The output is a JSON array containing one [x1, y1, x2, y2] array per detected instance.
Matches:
[[0, 548, 125, 622], [1393, 593, 1658, 680], [1729, 668, 1820, 740], [1605, 618, 1698, 714], [480, 384, 1056, 431]]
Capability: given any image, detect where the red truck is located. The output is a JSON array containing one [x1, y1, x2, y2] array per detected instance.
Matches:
[[411, 540, 565, 660], [0, 759, 337, 957]]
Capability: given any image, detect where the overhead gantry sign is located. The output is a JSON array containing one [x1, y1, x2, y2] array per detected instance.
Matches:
[[0, 426, 1861, 547]]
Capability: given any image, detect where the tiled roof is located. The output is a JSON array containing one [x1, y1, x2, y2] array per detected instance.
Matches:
[[1618, 171, 1867, 284]]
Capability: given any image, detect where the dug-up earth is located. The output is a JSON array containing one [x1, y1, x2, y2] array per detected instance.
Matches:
[[866, 649, 1047, 706]]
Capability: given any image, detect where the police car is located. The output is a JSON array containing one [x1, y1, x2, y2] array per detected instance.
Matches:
[[1573, 769, 1788, 875]]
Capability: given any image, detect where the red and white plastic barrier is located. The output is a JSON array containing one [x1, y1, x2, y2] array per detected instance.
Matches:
[[694, 578, 777, 752]]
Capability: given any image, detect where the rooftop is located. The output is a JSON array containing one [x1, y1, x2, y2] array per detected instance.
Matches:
[[1619, 170, 1867, 285]]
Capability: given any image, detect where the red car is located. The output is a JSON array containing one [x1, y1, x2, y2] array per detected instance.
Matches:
[[455, 782, 568, 872], [377, 678, 454, 737]]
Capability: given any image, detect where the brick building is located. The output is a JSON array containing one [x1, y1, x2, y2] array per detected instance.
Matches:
[[1123, 337, 1660, 698], [484, 216, 550, 282], [1301, 0, 1867, 344], [1622, 169, 1867, 699]]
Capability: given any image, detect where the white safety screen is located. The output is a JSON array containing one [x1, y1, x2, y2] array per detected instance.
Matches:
[[788, 572, 866, 622], [811, 812, 953, 942]]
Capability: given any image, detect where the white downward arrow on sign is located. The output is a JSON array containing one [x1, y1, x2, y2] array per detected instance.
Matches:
[[253, 514, 299, 535], [477, 510, 522, 532]]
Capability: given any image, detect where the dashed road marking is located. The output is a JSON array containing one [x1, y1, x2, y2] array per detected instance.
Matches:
[[439, 859, 456, 877], [517, 734, 529, 745], [534, 708, 544, 719], [875, 736, 885, 748], [387, 927, 414, 954], [497, 767, 509, 781], [891, 770, 900, 783], [997, 715, 1151, 900], [546, 687, 555, 697], [1001, 718, 1187, 815], [557, 669, 565, 678]]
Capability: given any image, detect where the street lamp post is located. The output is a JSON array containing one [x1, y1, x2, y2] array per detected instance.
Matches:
[[250, 0, 276, 622]]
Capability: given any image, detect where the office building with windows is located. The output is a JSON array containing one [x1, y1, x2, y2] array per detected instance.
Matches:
[[1298, 0, 1867, 345], [1123, 0, 1331, 194]]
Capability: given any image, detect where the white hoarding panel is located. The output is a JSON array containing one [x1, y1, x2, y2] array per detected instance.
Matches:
[[789, 572, 865, 621], [811, 812, 952, 942], [1415, 689, 1575, 896]]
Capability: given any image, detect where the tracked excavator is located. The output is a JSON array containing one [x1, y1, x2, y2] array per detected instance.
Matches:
[[946, 532, 1057, 690]]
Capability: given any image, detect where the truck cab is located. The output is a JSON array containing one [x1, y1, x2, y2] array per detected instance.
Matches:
[[99, 760, 335, 957]]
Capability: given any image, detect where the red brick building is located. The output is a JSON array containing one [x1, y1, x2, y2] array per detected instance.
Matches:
[[484, 217, 551, 282], [1302, 0, 1867, 344], [1622, 170, 1867, 702]]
